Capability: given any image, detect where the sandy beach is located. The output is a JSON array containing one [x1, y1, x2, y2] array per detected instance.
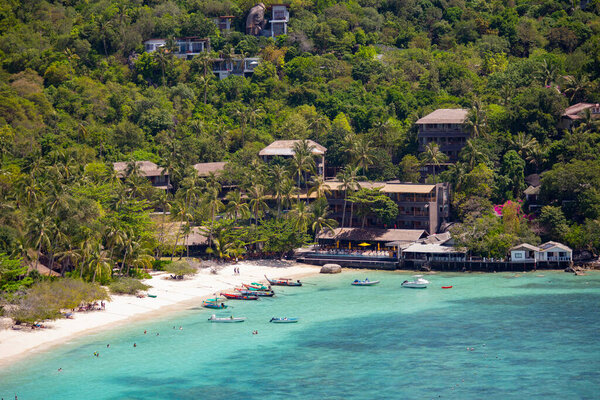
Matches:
[[0, 261, 321, 367]]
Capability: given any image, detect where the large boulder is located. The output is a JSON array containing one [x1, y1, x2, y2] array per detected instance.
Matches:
[[320, 264, 342, 274]]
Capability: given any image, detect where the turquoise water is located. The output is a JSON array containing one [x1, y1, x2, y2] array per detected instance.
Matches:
[[1, 271, 600, 399]]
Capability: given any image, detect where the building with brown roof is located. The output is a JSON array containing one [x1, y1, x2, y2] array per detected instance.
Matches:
[[323, 181, 449, 233], [416, 108, 469, 162], [193, 162, 228, 177], [113, 161, 170, 190], [559, 102, 600, 130], [259, 140, 326, 177]]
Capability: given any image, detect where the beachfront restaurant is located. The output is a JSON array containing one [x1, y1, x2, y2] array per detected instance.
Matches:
[[306, 228, 427, 266]]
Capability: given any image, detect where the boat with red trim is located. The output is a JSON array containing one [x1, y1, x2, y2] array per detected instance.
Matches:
[[220, 292, 259, 300], [265, 275, 302, 287]]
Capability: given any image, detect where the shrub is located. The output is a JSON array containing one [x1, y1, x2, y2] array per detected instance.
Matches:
[[7, 279, 109, 324], [108, 277, 151, 295], [165, 261, 197, 277]]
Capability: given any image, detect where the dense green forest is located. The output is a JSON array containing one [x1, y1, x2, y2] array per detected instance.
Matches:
[[1, 0, 600, 295]]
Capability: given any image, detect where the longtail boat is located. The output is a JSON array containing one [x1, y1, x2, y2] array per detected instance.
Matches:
[[265, 275, 302, 287], [243, 283, 268, 290], [235, 288, 274, 297], [202, 300, 228, 309], [208, 314, 245, 323], [270, 317, 299, 323], [220, 292, 259, 300]]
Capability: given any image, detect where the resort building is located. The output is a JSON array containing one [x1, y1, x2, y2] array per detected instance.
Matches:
[[416, 108, 469, 165], [559, 102, 600, 130], [113, 161, 171, 190], [194, 162, 228, 177], [259, 140, 327, 178], [509, 242, 573, 263], [214, 16, 234, 32], [269, 5, 289, 37], [323, 181, 450, 233], [143, 37, 210, 60], [246, 3, 289, 38], [212, 57, 261, 80]]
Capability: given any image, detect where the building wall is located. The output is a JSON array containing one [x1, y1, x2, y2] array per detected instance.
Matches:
[[417, 123, 469, 162], [325, 183, 449, 233]]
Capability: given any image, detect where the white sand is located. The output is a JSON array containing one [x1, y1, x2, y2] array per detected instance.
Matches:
[[0, 261, 320, 366]]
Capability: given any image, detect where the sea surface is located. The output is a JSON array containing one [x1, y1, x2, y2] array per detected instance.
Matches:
[[1, 271, 599, 399]]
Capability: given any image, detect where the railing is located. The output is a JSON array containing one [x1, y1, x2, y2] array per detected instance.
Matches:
[[545, 256, 571, 261]]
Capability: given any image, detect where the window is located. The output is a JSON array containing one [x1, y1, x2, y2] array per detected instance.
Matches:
[[145, 44, 154, 52], [513, 252, 523, 259]]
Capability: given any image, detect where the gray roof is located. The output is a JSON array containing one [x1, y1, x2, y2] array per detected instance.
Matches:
[[259, 140, 327, 157], [194, 162, 227, 177], [317, 228, 427, 243], [402, 243, 465, 254], [113, 161, 165, 177], [510, 243, 540, 252], [538, 241, 572, 252], [524, 185, 540, 196], [416, 109, 469, 124]]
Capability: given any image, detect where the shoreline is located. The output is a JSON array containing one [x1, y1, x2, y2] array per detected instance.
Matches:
[[0, 261, 321, 368]]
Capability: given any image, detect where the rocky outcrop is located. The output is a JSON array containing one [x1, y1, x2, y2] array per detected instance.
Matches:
[[320, 264, 342, 274]]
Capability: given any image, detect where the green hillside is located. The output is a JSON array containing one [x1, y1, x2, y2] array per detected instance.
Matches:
[[1, 0, 600, 292]]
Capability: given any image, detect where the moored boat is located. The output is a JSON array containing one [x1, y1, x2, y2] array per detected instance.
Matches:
[[401, 275, 430, 289], [441, 286, 453, 289], [235, 288, 275, 297], [202, 300, 228, 309], [243, 282, 269, 290], [265, 275, 302, 286], [220, 292, 259, 300], [351, 279, 380, 286], [208, 314, 245, 323], [270, 317, 299, 323]]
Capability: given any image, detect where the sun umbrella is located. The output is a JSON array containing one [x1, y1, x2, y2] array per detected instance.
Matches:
[[358, 242, 371, 247]]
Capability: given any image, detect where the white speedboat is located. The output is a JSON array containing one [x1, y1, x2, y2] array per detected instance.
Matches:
[[351, 279, 380, 286], [208, 314, 246, 323], [401, 275, 429, 289]]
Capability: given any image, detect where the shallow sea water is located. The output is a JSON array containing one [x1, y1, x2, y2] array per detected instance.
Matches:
[[1, 271, 599, 399]]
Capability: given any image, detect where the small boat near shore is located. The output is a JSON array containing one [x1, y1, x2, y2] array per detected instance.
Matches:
[[441, 286, 453, 289], [351, 279, 380, 286], [221, 292, 259, 300], [265, 275, 302, 286], [208, 314, 245, 323], [270, 317, 299, 323], [235, 288, 275, 297], [243, 282, 269, 290], [202, 300, 228, 309], [401, 275, 429, 289]]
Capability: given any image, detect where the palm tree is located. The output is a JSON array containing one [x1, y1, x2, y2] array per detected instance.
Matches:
[[290, 140, 316, 202], [289, 201, 312, 233], [225, 190, 250, 222], [460, 139, 485, 169], [526, 143, 545, 172], [308, 175, 331, 200], [203, 186, 224, 247], [152, 190, 172, 258], [56, 246, 81, 277], [349, 136, 375, 175], [511, 132, 538, 160], [26, 210, 52, 272], [170, 199, 191, 261], [270, 165, 289, 217], [464, 99, 487, 138], [88, 244, 110, 283], [337, 166, 360, 228], [421, 142, 448, 183], [562, 74, 592, 103], [247, 184, 269, 225], [310, 199, 338, 242]]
